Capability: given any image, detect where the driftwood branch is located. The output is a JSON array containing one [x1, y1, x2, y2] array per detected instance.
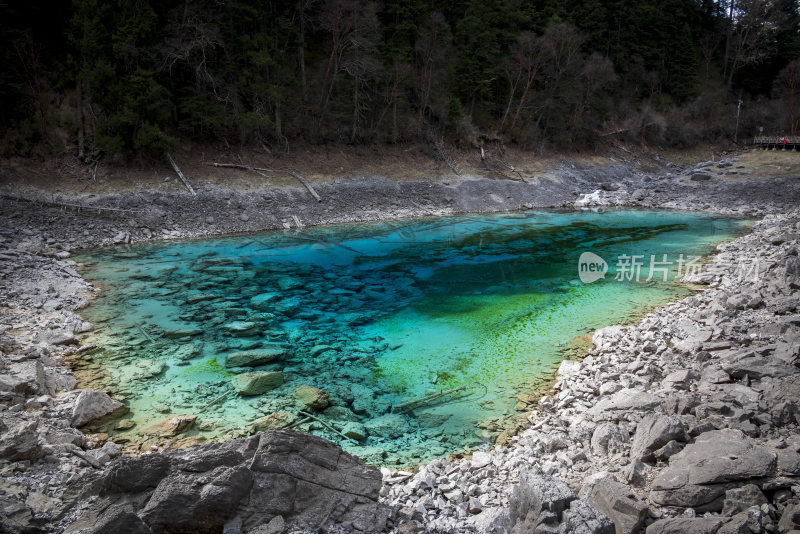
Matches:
[[136, 323, 155, 344], [204, 162, 275, 173], [2, 194, 142, 214], [289, 171, 322, 202], [298, 410, 359, 444], [201, 390, 235, 410], [392, 385, 469, 413], [599, 128, 629, 137], [165, 152, 196, 195], [286, 416, 313, 429]]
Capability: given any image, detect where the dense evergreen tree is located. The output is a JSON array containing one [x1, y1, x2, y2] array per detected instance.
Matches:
[[0, 0, 798, 157]]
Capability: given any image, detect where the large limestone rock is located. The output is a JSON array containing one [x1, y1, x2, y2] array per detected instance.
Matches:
[[140, 466, 253, 532], [364, 413, 410, 439], [224, 347, 286, 368], [71, 390, 128, 427], [509, 468, 613, 534], [70, 430, 387, 533], [293, 385, 330, 411], [650, 429, 777, 511], [630, 415, 687, 462], [645, 517, 724, 534], [0, 416, 42, 462], [140, 414, 197, 438], [247, 411, 296, 432], [558, 499, 615, 534], [591, 422, 628, 456], [584, 476, 648, 534], [232, 371, 283, 395], [509, 467, 577, 528], [588, 388, 661, 417], [249, 292, 280, 310], [779, 501, 800, 532], [722, 484, 768, 516]]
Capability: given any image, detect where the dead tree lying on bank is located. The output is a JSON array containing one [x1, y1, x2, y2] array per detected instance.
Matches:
[[203, 161, 322, 202], [165, 152, 196, 195]]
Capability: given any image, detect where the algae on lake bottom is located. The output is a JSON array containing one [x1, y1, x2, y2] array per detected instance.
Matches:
[[74, 210, 750, 465]]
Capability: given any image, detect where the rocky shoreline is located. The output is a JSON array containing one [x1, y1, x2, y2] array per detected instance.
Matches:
[[383, 205, 800, 533], [1, 152, 799, 533]]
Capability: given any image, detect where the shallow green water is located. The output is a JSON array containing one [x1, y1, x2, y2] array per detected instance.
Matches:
[[75, 210, 749, 465]]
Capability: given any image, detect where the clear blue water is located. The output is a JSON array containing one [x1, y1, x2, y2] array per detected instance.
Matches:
[[74, 210, 749, 465]]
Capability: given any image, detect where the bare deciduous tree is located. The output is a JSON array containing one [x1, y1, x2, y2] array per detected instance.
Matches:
[[317, 0, 379, 130], [725, 0, 784, 86], [775, 59, 800, 135]]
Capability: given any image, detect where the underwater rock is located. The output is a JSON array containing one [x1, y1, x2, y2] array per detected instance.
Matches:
[[162, 325, 203, 339], [249, 292, 280, 310], [277, 276, 304, 291], [71, 390, 128, 428], [272, 296, 302, 316], [293, 385, 330, 411], [224, 347, 286, 368], [141, 414, 197, 438], [114, 419, 136, 431], [232, 371, 284, 396], [309, 344, 337, 358], [365, 414, 410, 439], [130, 359, 166, 379], [342, 421, 368, 441], [223, 321, 258, 336], [247, 411, 297, 432], [171, 344, 202, 361], [323, 405, 360, 421]]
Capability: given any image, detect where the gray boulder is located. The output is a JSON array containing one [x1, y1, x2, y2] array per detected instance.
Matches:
[[718, 509, 763, 534], [591, 423, 628, 456], [650, 429, 777, 511], [71, 390, 128, 427], [779, 502, 800, 533], [70, 430, 387, 533], [722, 484, 768, 516], [588, 389, 661, 417], [645, 517, 723, 534], [88, 508, 153, 534], [249, 293, 280, 311], [509, 467, 577, 529], [630, 415, 687, 462], [0, 416, 42, 461], [558, 499, 615, 534], [224, 347, 285, 368], [584, 476, 648, 534], [232, 371, 283, 395], [140, 466, 253, 532], [364, 414, 410, 439]]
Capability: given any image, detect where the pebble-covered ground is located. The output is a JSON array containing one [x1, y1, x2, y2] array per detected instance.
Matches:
[[0, 151, 799, 533]]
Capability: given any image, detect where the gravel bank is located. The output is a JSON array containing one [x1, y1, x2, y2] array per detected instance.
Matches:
[[1, 152, 799, 533]]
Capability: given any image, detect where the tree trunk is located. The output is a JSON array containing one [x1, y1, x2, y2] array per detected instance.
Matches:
[[298, 0, 307, 99], [77, 78, 85, 161]]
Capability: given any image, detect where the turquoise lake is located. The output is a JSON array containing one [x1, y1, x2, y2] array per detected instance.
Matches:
[[74, 210, 750, 465]]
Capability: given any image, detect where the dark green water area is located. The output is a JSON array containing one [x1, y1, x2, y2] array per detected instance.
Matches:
[[74, 210, 750, 465]]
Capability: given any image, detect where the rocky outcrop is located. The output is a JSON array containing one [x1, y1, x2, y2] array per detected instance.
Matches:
[[71, 389, 128, 427], [65, 430, 387, 533], [650, 429, 779, 511]]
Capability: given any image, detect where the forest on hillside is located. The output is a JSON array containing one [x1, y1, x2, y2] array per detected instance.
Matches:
[[1, 0, 799, 160]]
